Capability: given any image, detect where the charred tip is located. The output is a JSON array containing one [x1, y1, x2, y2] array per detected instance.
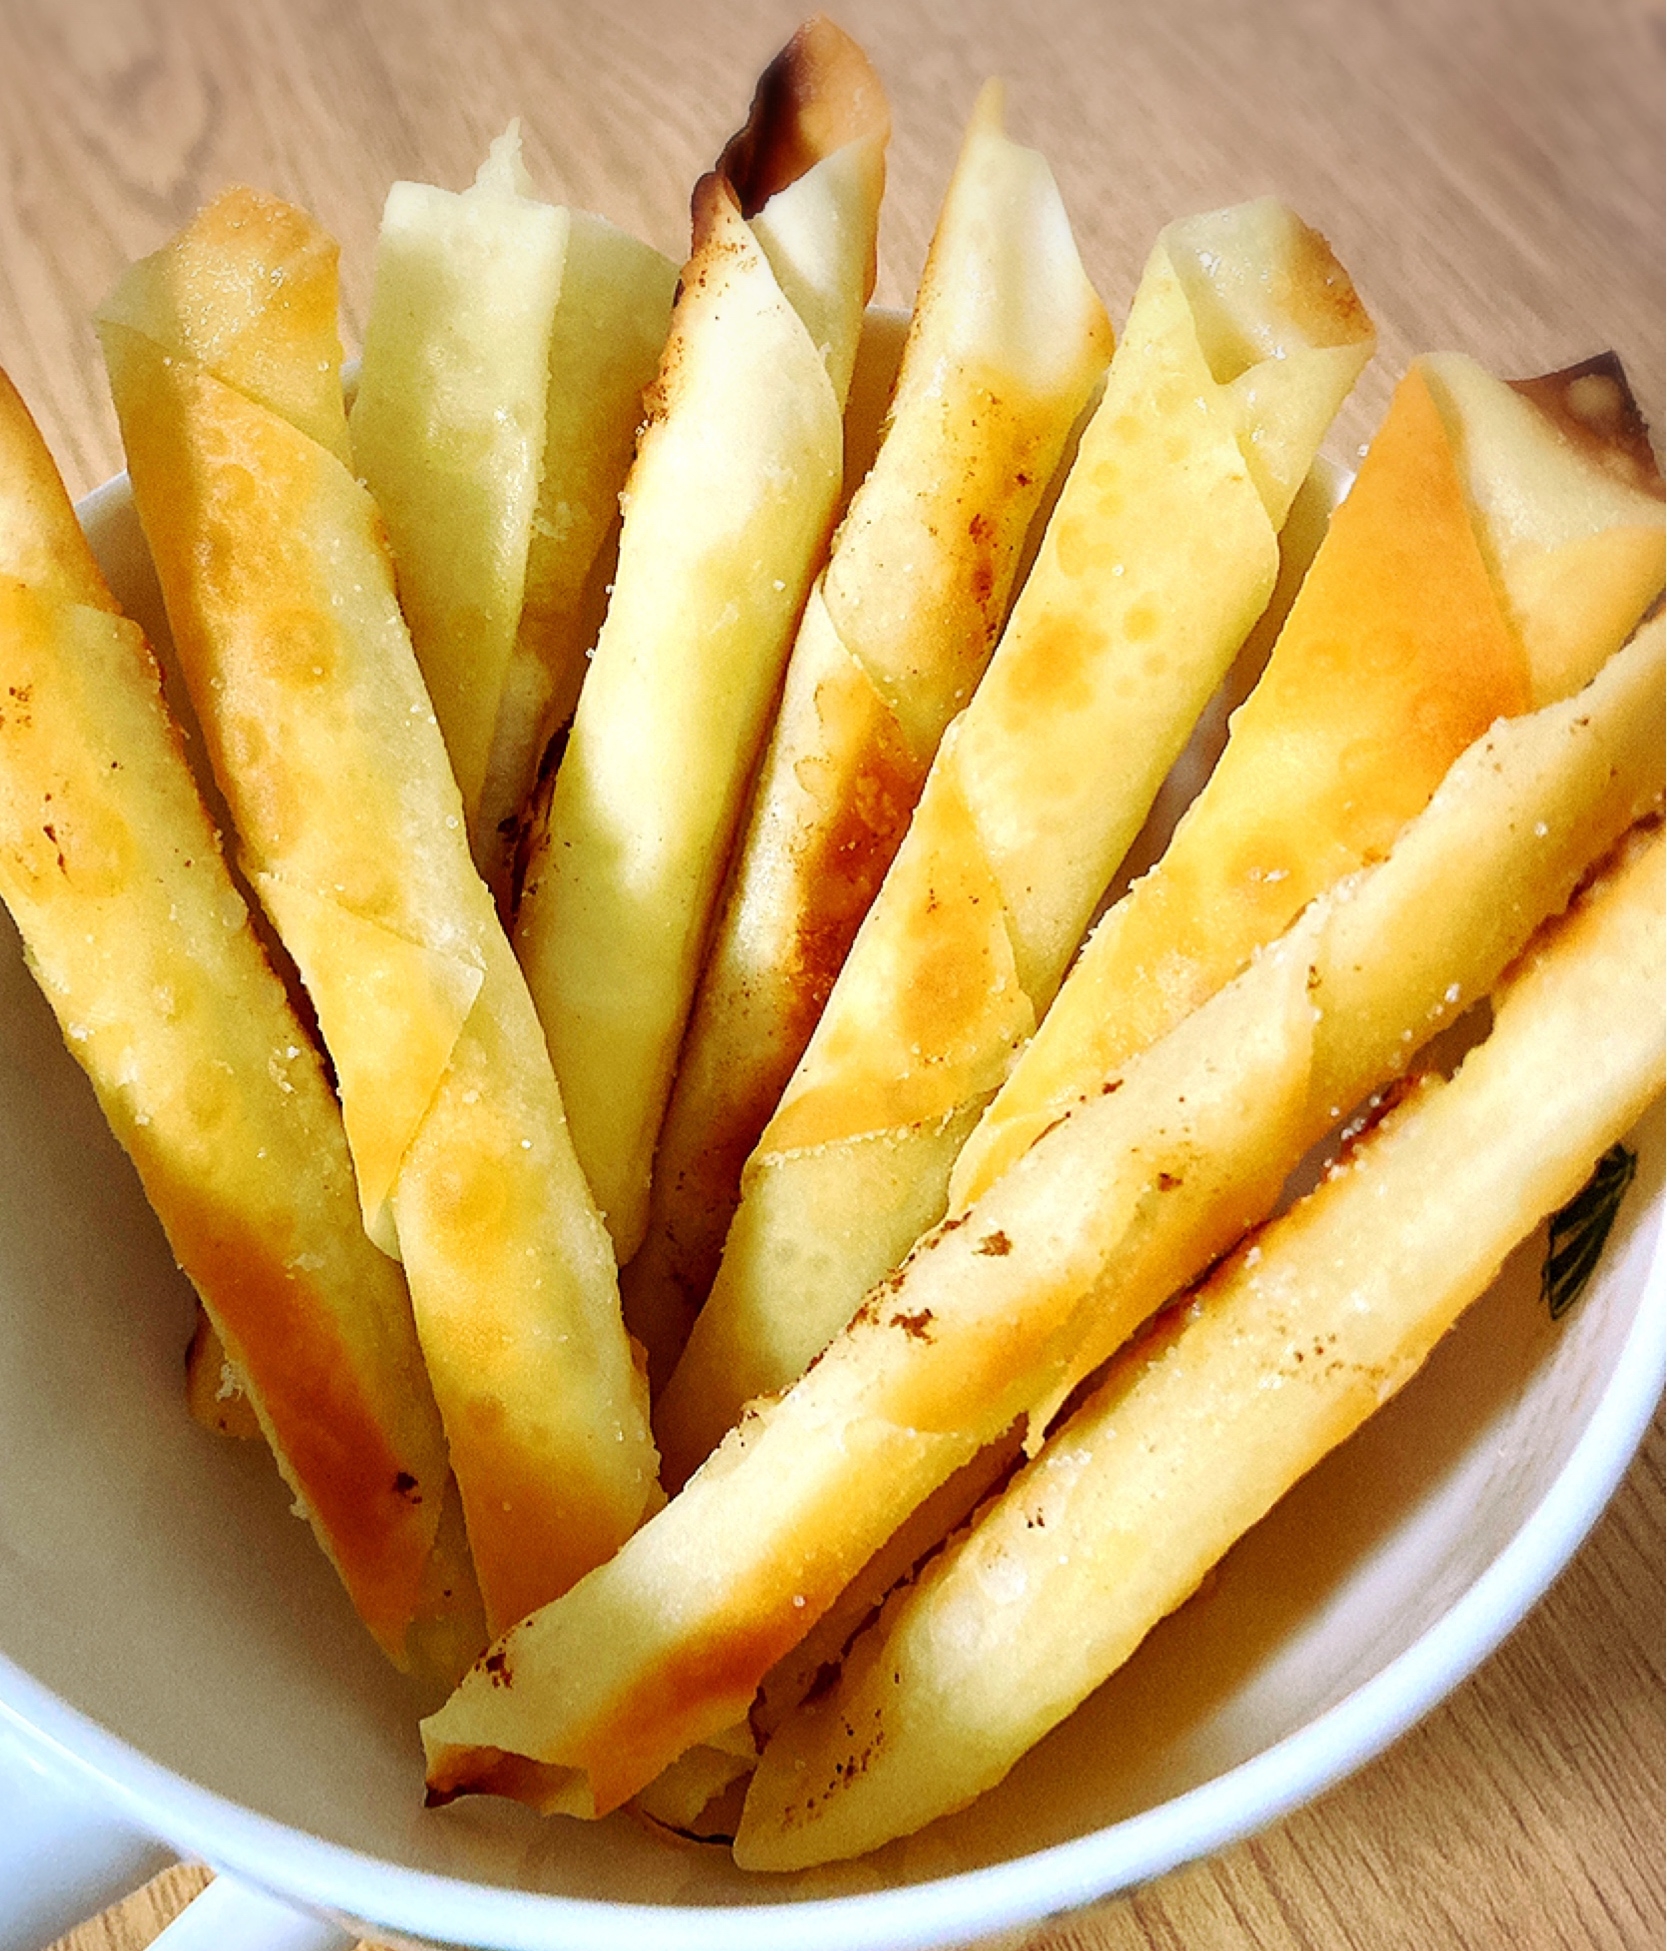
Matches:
[[1510, 352, 1664, 497], [712, 16, 889, 220]]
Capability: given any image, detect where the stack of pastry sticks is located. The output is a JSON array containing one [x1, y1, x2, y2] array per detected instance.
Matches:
[[0, 13, 1660, 1866]]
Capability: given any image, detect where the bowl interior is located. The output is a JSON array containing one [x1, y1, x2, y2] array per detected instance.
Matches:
[[0, 475, 1658, 1935]]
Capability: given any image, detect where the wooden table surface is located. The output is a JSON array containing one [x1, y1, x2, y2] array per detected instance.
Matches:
[[2, 0, 1660, 1945]]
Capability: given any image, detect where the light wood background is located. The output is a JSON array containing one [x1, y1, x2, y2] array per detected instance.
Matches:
[[2, 0, 1660, 1945]]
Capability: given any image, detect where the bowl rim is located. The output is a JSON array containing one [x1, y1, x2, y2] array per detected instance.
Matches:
[[0, 472, 1657, 1950], [1, 1237, 1656, 1951]]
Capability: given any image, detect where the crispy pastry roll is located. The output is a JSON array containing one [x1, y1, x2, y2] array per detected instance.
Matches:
[[98, 188, 657, 1638], [656, 197, 1374, 1484], [1429, 350, 1666, 707], [512, 18, 890, 1260], [477, 209, 678, 908], [622, 79, 1114, 1386], [350, 126, 677, 907], [349, 125, 568, 856], [739, 822, 1666, 1868], [953, 351, 1665, 1204], [0, 368, 455, 1668], [420, 620, 1661, 1815]]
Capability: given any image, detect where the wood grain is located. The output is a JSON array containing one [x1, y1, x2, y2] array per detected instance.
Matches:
[[6, 0, 1661, 1945]]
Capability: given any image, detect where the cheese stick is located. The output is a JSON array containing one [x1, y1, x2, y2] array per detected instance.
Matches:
[[952, 351, 1665, 1206], [622, 79, 1113, 1386], [512, 17, 889, 1260], [657, 197, 1374, 1485], [0, 368, 456, 1670], [420, 618, 1661, 1816], [739, 824, 1665, 1867], [98, 188, 657, 1638]]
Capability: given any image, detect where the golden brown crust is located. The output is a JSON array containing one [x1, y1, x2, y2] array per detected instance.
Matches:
[[627, 91, 1112, 1384], [513, 27, 887, 1261], [659, 201, 1374, 1481], [739, 824, 1665, 1868], [761, 743, 1032, 1154], [660, 642, 920, 1243], [160, 1165, 441, 1649], [775, 670, 920, 1034], [1419, 349, 1663, 710], [98, 186, 350, 465], [99, 189, 657, 1639], [97, 326, 488, 1232], [0, 526, 450, 1662], [434, 619, 1663, 1826], [1270, 213, 1375, 353], [954, 362, 1535, 1203], [0, 371, 117, 611]]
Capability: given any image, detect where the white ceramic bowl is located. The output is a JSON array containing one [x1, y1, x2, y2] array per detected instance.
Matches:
[[0, 476, 1660, 1951]]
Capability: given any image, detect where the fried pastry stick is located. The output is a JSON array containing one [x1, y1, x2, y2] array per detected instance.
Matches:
[[513, 17, 890, 1260], [478, 209, 678, 910], [420, 617, 1661, 1816], [657, 197, 1375, 1485], [622, 79, 1113, 1387], [350, 126, 677, 907], [0, 369, 460, 1671], [740, 823, 1665, 1866], [98, 189, 656, 1639], [952, 350, 1665, 1205], [349, 125, 566, 860]]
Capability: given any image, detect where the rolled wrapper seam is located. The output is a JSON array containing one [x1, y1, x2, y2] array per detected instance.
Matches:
[[476, 212, 679, 911], [952, 348, 1665, 1207], [98, 187, 657, 1640], [624, 77, 1114, 1386], [1423, 349, 1667, 709], [350, 126, 679, 910], [420, 616, 1662, 1813], [513, 17, 889, 1264], [737, 821, 1667, 1868], [658, 196, 1376, 1485], [0, 370, 455, 1668], [349, 125, 570, 856]]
